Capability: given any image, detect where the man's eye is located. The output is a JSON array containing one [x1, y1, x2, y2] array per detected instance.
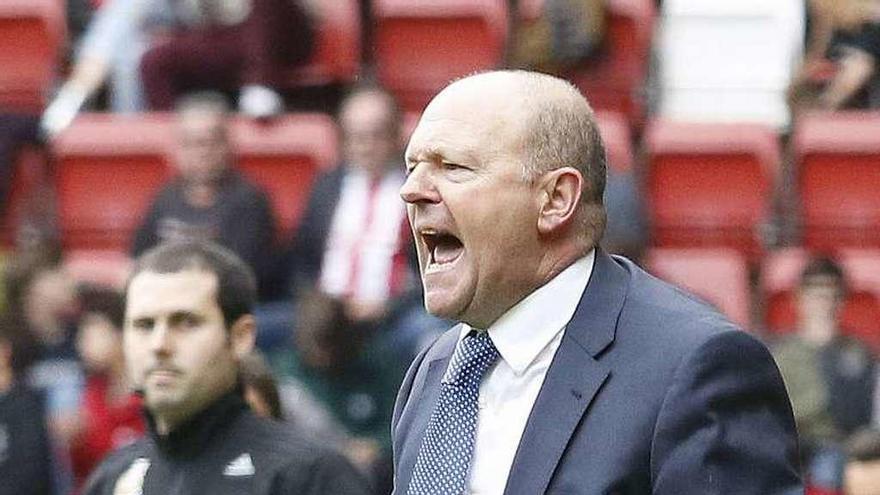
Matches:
[[131, 319, 153, 331], [178, 315, 201, 328], [442, 162, 466, 171]]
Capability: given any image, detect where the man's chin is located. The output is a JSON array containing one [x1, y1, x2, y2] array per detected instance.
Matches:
[[424, 293, 467, 322], [145, 390, 182, 412]]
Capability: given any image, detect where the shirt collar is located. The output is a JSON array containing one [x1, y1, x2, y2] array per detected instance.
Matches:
[[461, 250, 595, 375]]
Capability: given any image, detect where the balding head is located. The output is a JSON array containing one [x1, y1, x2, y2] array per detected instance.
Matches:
[[339, 86, 403, 176], [402, 70, 607, 327]]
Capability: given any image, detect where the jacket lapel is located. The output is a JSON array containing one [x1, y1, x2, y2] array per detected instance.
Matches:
[[503, 251, 629, 495]]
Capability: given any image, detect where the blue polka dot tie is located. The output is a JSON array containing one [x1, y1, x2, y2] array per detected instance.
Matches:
[[407, 331, 500, 495]]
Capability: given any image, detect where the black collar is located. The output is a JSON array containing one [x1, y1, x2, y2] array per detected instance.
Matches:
[[144, 386, 248, 458]]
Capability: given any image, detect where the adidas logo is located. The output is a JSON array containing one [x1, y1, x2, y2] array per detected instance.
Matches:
[[223, 453, 255, 477]]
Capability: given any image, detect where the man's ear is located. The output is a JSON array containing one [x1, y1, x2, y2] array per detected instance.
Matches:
[[537, 167, 583, 235], [229, 314, 257, 359]]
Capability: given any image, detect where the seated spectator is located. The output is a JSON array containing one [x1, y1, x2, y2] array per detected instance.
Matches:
[[0, 315, 52, 495], [41, 0, 179, 136], [268, 87, 446, 492], [240, 350, 283, 420], [131, 91, 280, 300], [602, 168, 648, 261], [789, 0, 880, 111], [6, 256, 83, 436], [241, 349, 351, 452], [511, 0, 606, 72], [287, 85, 445, 358], [844, 428, 880, 495], [69, 284, 144, 489], [771, 255, 877, 492], [140, 0, 314, 118], [273, 288, 409, 495]]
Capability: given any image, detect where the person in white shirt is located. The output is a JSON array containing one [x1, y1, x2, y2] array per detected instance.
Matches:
[[391, 70, 802, 495]]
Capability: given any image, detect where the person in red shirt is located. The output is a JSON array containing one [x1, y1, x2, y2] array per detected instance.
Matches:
[[69, 285, 144, 488]]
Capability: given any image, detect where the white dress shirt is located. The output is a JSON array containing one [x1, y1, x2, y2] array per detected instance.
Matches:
[[459, 250, 595, 494]]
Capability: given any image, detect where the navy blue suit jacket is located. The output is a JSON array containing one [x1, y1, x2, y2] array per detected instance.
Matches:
[[391, 251, 802, 494]]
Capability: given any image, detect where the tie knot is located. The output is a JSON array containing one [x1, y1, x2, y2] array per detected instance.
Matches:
[[445, 331, 500, 387]]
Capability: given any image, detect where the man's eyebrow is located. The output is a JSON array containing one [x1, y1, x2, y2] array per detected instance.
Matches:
[[128, 315, 153, 325], [406, 148, 441, 165]]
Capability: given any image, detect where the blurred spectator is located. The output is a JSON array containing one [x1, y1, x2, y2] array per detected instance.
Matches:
[[5, 247, 82, 494], [602, 169, 648, 262], [511, 0, 606, 72], [4, 248, 84, 437], [844, 428, 880, 495], [286, 85, 445, 359], [0, 116, 30, 217], [69, 284, 144, 489], [131, 91, 280, 300], [273, 288, 408, 494], [240, 350, 283, 420], [771, 255, 877, 491], [275, 82, 446, 487], [0, 315, 53, 495], [240, 349, 352, 454], [789, 0, 880, 111], [41, 0, 180, 136], [140, 0, 314, 118]]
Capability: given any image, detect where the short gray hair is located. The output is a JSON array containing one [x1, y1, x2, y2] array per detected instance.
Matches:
[[516, 71, 607, 244]]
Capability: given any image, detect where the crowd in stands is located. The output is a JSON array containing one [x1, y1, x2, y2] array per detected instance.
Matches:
[[0, 0, 880, 494]]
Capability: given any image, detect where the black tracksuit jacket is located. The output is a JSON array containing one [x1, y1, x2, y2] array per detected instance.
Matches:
[[82, 389, 371, 494]]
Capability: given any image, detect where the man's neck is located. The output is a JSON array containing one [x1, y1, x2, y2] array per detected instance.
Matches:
[[154, 411, 184, 437], [184, 182, 220, 208], [150, 382, 239, 437]]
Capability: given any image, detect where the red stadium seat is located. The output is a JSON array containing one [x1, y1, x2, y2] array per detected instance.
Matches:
[[231, 114, 339, 234], [561, 0, 656, 127], [793, 111, 880, 251], [373, 0, 508, 112], [51, 113, 175, 251], [839, 248, 880, 299], [644, 247, 751, 328], [0, 0, 65, 112], [595, 111, 633, 173], [284, 0, 361, 87], [644, 120, 780, 259], [761, 247, 880, 352]]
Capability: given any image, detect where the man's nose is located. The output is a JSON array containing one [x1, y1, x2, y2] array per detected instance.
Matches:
[[400, 166, 440, 204], [149, 323, 173, 356]]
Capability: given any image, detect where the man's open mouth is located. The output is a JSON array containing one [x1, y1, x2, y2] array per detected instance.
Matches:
[[421, 229, 464, 270]]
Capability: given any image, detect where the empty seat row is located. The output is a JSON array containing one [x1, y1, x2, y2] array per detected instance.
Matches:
[[646, 111, 880, 258]]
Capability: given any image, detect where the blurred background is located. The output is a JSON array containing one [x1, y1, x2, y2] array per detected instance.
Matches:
[[2, 0, 880, 494]]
